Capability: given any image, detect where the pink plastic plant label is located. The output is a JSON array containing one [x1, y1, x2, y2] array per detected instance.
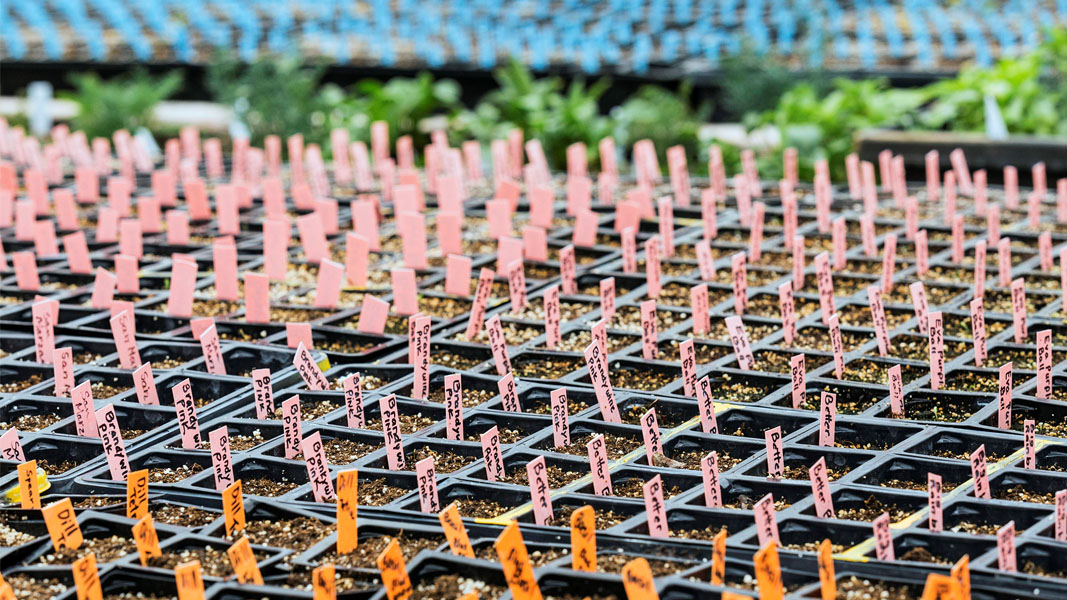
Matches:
[[645, 237, 662, 298], [286, 322, 313, 350], [692, 284, 710, 336], [445, 255, 472, 297], [819, 392, 836, 447], [640, 300, 657, 360], [701, 452, 722, 508], [133, 363, 159, 407], [725, 316, 755, 370], [815, 252, 835, 324], [587, 434, 612, 495], [640, 408, 662, 464], [415, 457, 440, 513], [779, 282, 797, 345], [465, 268, 495, 339], [765, 427, 783, 479], [1010, 278, 1027, 343], [486, 315, 512, 376], [497, 372, 521, 413], [873, 513, 894, 561], [889, 364, 904, 417], [731, 251, 747, 314], [544, 284, 561, 349], [643, 475, 669, 538], [95, 404, 129, 481], [867, 285, 889, 357], [809, 457, 834, 518], [52, 347, 74, 397], [1024, 419, 1036, 469], [928, 311, 945, 390], [72, 381, 99, 437], [696, 240, 715, 281], [527, 456, 554, 526], [1037, 329, 1052, 399], [444, 374, 462, 441], [909, 282, 929, 334], [829, 314, 844, 379], [199, 325, 226, 375], [928, 473, 943, 533], [584, 342, 620, 422], [209, 426, 235, 491], [172, 378, 201, 449], [998, 363, 1013, 430], [550, 388, 570, 447], [600, 277, 616, 322], [252, 368, 275, 421], [411, 315, 432, 400], [480, 426, 505, 482], [790, 355, 805, 409], [679, 339, 697, 397], [970, 445, 990, 499], [697, 375, 718, 434], [109, 310, 141, 369], [754, 493, 780, 546], [380, 394, 405, 470], [997, 521, 1017, 572]]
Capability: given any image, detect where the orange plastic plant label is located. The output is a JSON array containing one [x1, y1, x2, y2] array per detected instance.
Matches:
[[313, 564, 336, 600], [17, 460, 40, 509], [754, 541, 784, 600], [622, 557, 659, 600], [228, 537, 264, 585], [175, 560, 205, 600], [42, 497, 82, 552], [710, 529, 726, 586], [570, 505, 596, 572], [337, 469, 358, 554], [126, 468, 149, 520], [818, 539, 836, 600], [951, 555, 971, 600], [920, 573, 961, 600], [494, 521, 542, 600], [72, 552, 102, 600], [439, 502, 474, 558], [132, 514, 162, 566], [222, 479, 245, 536], [376, 538, 413, 600]]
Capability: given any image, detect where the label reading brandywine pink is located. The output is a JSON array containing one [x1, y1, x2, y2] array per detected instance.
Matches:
[[588, 434, 612, 495], [1055, 491, 1066, 541], [444, 374, 462, 440], [498, 372, 521, 413], [95, 403, 129, 481], [209, 426, 235, 491], [380, 394, 405, 470], [172, 378, 201, 449], [928, 473, 943, 532], [527, 456, 554, 525], [765, 427, 783, 479], [281, 396, 302, 459], [889, 364, 904, 417], [251, 368, 275, 421], [551, 388, 570, 447], [415, 457, 440, 513], [643, 475, 669, 538], [809, 457, 834, 518], [997, 363, 1014, 430], [584, 342, 620, 422], [411, 316, 431, 400], [725, 316, 755, 370], [702, 452, 722, 508], [303, 431, 336, 503]]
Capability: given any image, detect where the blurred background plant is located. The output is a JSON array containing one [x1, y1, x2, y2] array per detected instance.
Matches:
[[450, 59, 614, 169], [63, 69, 183, 140], [206, 53, 327, 147], [613, 81, 712, 171]]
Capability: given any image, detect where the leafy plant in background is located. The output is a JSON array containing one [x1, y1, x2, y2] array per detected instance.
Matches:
[[749, 77, 923, 181], [206, 53, 327, 147], [64, 69, 183, 140], [918, 29, 1067, 136], [321, 72, 461, 154], [613, 81, 711, 171], [718, 46, 831, 119], [451, 59, 614, 169]]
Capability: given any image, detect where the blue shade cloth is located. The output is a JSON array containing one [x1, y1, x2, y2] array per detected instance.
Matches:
[[0, 0, 1061, 72]]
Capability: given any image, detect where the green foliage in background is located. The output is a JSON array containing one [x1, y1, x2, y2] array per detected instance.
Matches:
[[63, 69, 183, 140], [206, 53, 328, 147], [321, 72, 461, 153], [451, 59, 615, 169], [613, 81, 712, 171]]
